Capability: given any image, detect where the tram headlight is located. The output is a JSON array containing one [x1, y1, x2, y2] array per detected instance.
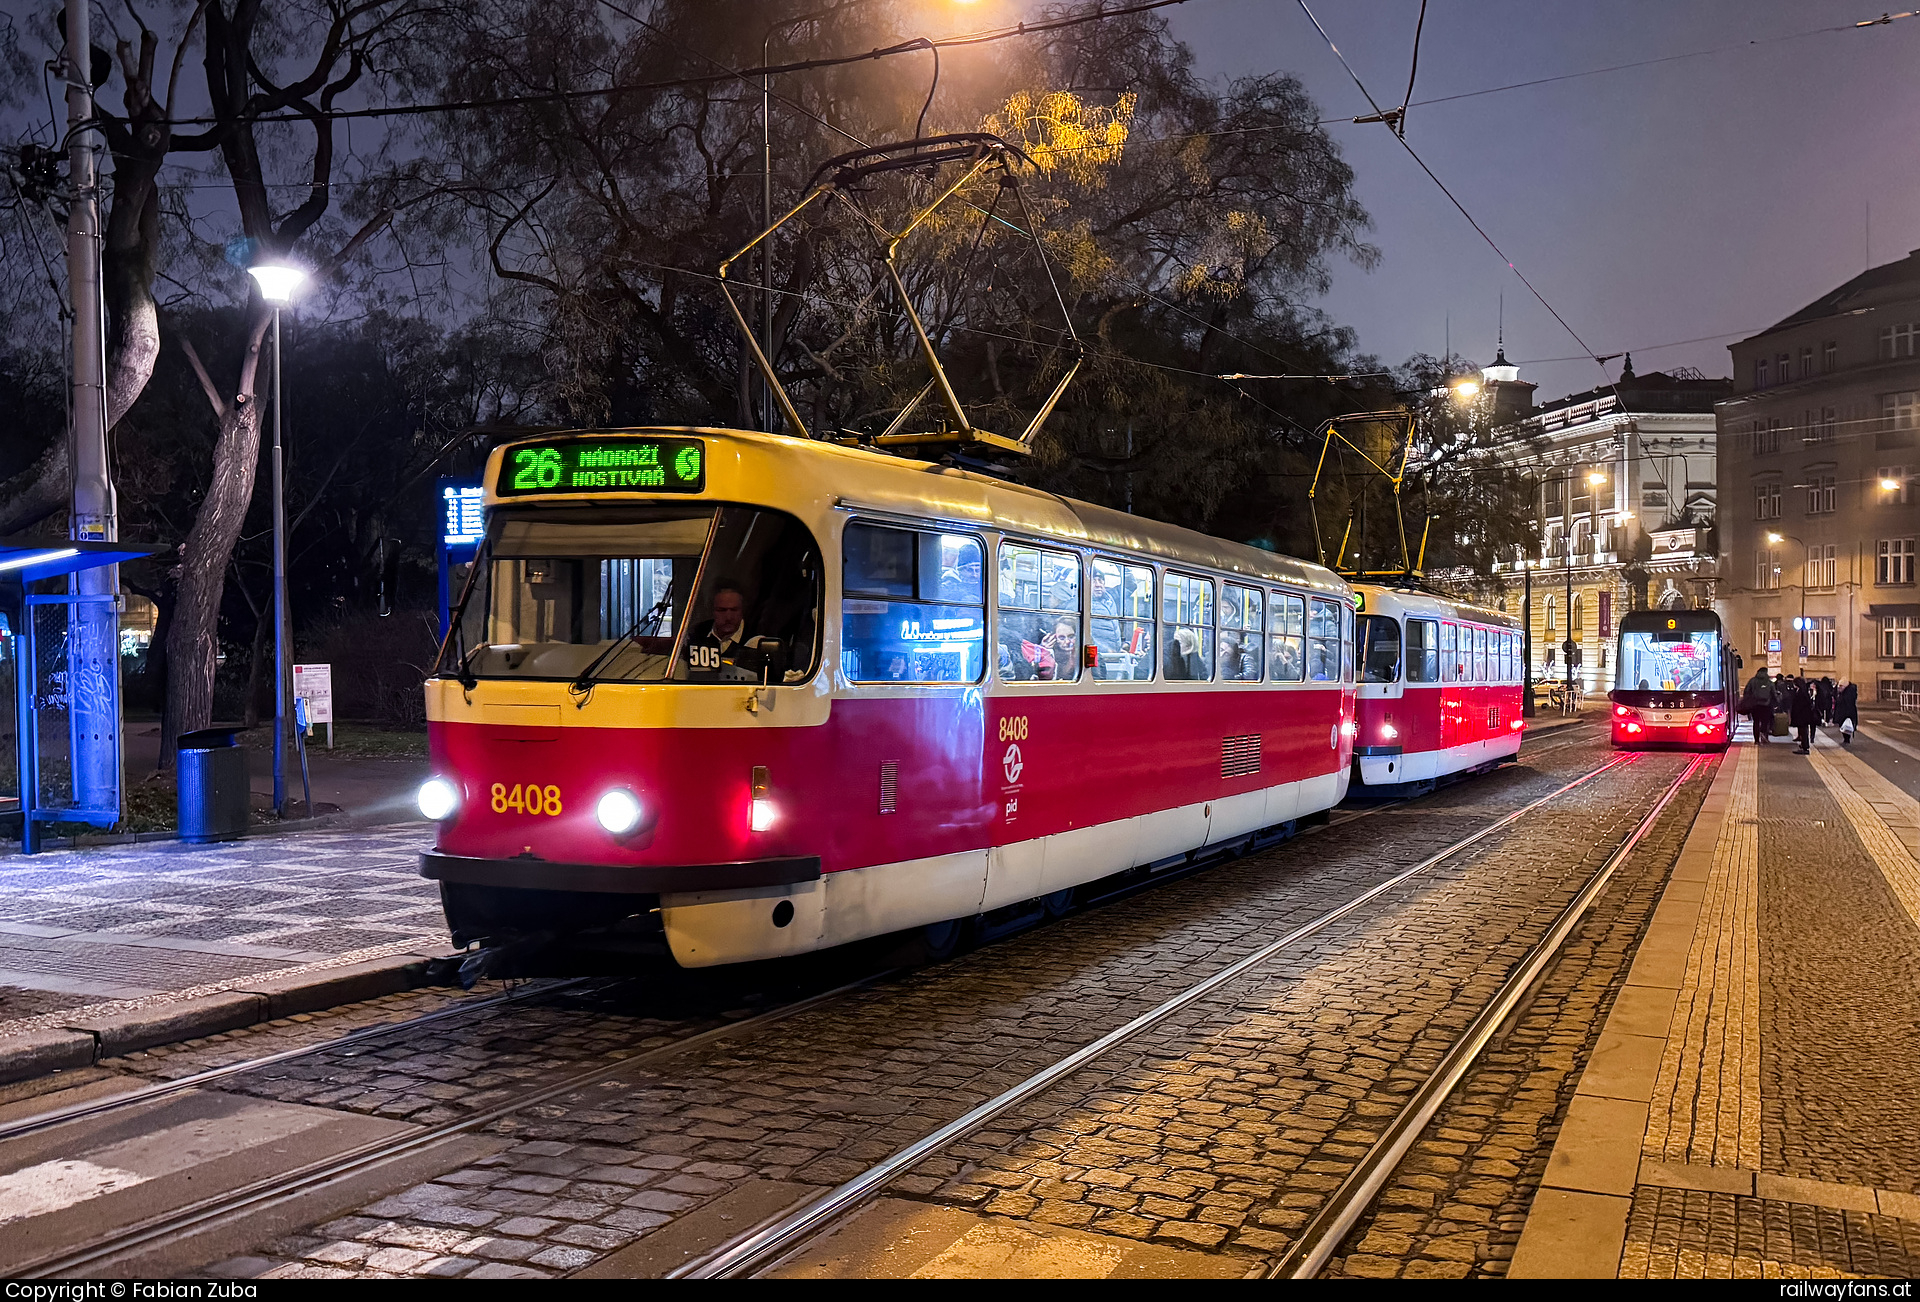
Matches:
[[750, 797, 779, 832], [417, 777, 460, 821], [596, 788, 645, 836], [1380, 723, 1399, 741]]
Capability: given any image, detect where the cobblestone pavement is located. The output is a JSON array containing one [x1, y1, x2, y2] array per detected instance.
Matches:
[[77, 733, 1687, 1281], [1323, 756, 1716, 1278], [0, 827, 448, 1036]]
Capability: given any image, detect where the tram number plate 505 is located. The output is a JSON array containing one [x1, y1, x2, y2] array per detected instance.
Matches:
[[493, 783, 564, 816]]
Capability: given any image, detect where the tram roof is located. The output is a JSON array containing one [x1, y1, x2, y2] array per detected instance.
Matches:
[[486, 426, 1351, 599], [1352, 583, 1517, 629]]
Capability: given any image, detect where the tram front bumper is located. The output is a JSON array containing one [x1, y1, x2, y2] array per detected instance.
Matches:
[[420, 851, 821, 895]]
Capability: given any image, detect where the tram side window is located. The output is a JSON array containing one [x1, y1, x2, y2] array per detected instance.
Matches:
[[1440, 621, 1457, 682], [1406, 619, 1438, 683], [1307, 598, 1341, 682], [1504, 631, 1516, 683], [1090, 558, 1155, 681], [1220, 584, 1265, 681], [998, 542, 1082, 682], [1269, 591, 1306, 682], [1343, 606, 1356, 682], [1358, 615, 1401, 683], [1162, 573, 1215, 681], [841, 523, 985, 683]]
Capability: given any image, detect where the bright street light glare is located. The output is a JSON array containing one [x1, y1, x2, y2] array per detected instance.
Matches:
[[248, 264, 306, 303], [1450, 379, 1480, 399], [1586, 471, 1607, 485], [1767, 532, 1784, 544], [1883, 478, 1902, 491]]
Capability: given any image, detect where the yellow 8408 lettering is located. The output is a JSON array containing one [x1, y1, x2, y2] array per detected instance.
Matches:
[[491, 782, 564, 816]]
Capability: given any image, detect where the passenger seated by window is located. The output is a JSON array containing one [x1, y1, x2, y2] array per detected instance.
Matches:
[[1165, 627, 1206, 680], [1042, 617, 1079, 673]]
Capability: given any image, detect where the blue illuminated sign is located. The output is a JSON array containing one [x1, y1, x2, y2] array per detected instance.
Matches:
[[442, 483, 485, 546]]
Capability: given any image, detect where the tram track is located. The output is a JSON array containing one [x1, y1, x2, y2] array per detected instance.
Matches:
[[9, 729, 1636, 1280], [674, 748, 1697, 1279]]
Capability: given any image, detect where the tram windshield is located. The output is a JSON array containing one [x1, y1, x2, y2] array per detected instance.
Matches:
[[438, 505, 821, 684], [1614, 628, 1722, 693]]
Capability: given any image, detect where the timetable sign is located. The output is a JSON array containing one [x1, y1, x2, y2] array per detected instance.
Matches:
[[494, 436, 706, 497], [442, 483, 485, 546]]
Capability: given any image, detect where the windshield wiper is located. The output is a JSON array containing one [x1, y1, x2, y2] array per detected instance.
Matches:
[[571, 597, 672, 693]]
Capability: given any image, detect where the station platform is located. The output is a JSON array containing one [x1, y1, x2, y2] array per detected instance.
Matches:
[[1511, 723, 1920, 1279]]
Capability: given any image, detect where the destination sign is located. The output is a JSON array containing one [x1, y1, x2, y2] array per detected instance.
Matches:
[[494, 437, 706, 497]]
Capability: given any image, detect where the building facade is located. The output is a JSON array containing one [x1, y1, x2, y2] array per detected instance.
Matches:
[[1485, 357, 1729, 696], [1717, 249, 1920, 699]]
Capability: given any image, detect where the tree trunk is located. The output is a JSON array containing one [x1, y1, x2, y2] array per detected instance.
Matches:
[[162, 380, 265, 758]]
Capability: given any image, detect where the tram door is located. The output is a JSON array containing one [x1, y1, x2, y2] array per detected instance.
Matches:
[[1358, 614, 1404, 699]]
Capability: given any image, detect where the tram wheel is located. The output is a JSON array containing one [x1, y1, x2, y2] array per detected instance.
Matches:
[[920, 918, 966, 961]]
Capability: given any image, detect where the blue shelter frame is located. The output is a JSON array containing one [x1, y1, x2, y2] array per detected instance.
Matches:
[[1, 538, 157, 853]]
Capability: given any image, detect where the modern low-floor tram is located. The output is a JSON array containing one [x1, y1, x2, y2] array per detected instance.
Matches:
[[1347, 585, 1526, 793], [419, 426, 1362, 968], [1607, 609, 1738, 750]]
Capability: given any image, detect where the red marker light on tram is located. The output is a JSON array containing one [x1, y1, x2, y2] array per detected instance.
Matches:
[[750, 765, 777, 832]]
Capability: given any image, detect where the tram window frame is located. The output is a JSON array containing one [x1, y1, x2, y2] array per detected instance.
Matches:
[[1089, 556, 1156, 682], [1343, 605, 1356, 683], [1269, 591, 1306, 682], [841, 521, 987, 685], [1161, 571, 1216, 681], [1358, 613, 1402, 684], [1473, 626, 1488, 681], [996, 540, 1083, 684], [1440, 621, 1457, 682], [1505, 631, 1517, 682], [1220, 583, 1265, 682], [1307, 597, 1341, 683], [1406, 618, 1439, 683]]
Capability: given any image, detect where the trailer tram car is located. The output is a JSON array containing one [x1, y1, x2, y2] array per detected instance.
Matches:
[[1348, 586, 1526, 794], [1607, 610, 1738, 750], [418, 427, 1359, 968]]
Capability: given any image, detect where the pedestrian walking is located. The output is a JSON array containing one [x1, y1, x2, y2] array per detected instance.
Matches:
[[1743, 667, 1774, 744], [1791, 677, 1818, 753], [1835, 678, 1859, 744], [1816, 676, 1834, 724]]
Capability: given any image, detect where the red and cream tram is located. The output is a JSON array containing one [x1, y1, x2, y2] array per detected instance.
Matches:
[[419, 427, 1358, 967], [1607, 609, 1738, 749], [1348, 585, 1526, 792]]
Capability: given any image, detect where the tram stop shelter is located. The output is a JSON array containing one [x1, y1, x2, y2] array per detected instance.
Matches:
[[0, 536, 158, 853]]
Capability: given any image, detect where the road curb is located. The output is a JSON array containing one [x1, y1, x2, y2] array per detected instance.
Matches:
[[0, 953, 433, 1086]]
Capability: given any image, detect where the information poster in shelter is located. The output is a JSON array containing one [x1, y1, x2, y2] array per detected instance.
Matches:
[[293, 663, 333, 724]]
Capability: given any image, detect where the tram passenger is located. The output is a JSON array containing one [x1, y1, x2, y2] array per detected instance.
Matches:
[[1165, 627, 1206, 680], [1791, 677, 1818, 754], [1042, 617, 1079, 673], [1816, 676, 1834, 723], [1742, 667, 1773, 743], [1835, 679, 1858, 743]]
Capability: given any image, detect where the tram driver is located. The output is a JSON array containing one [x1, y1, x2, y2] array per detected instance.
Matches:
[[687, 583, 766, 681]]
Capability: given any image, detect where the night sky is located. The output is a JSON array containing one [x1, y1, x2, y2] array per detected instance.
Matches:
[[1168, 0, 1920, 399]]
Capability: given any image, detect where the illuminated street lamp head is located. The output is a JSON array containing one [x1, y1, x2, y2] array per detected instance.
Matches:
[[1767, 532, 1784, 545], [248, 263, 305, 304], [1586, 470, 1607, 486], [1450, 378, 1480, 400], [1884, 477, 1903, 491]]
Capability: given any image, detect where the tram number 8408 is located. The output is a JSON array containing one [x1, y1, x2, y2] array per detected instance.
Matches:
[[493, 783, 564, 816]]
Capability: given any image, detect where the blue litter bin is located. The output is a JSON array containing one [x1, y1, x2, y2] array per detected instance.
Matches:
[[177, 726, 250, 843]]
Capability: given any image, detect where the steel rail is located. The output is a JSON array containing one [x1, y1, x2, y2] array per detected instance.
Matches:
[[16, 972, 891, 1279], [1267, 751, 1710, 1278], [0, 978, 598, 1144], [678, 753, 1640, 1279]]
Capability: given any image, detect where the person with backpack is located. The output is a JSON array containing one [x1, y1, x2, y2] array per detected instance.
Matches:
[[1743, 667, 1774, 744]]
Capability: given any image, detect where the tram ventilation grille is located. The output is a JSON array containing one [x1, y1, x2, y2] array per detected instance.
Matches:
[[1220, 734, 1262, 778], [879, 760, 899, 814]]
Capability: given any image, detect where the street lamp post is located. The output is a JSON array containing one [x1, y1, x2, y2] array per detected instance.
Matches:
[[1526, 466, 1610, 712], [248, 263, 305, 816]]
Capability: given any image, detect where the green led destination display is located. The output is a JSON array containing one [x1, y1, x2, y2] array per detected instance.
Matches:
[[495, 437, 706, 497]]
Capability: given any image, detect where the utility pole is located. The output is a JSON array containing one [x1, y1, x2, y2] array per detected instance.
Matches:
[[65, 0, 121, 816]]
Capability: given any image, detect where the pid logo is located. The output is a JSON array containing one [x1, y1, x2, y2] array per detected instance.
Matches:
[[1002, 743, 1024, 784]]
